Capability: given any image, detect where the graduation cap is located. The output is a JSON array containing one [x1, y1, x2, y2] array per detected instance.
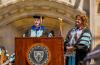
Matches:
[[33, 16, 44, 19], [33, 15, 44, 23]]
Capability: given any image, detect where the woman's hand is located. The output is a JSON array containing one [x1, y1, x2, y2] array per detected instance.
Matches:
[[66, 46, 75, 53]]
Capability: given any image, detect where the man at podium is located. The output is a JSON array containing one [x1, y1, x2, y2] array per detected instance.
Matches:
[[24, 15, 46, 37], [30, 16, 45, 37]]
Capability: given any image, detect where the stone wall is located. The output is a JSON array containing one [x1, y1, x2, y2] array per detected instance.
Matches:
[[0, 0, 89, 15], [0, 25, 21, 54]]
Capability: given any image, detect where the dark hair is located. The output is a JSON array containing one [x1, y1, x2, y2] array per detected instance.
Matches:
[[50, 30, 54, 34], [0, 46, 5, 50], [50, 30, 55, 36], [33, 16, 44, 19]]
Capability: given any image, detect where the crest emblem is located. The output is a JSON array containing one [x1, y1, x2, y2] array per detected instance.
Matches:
[[34, 51, 44, 62], [28, 45, 49, 65]]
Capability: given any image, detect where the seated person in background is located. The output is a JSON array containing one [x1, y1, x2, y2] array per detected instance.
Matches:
[[8, 53, 15, 65], [83, 44, 100, 65], [0, 46, 15, 65], [48, 30, 55, 37], [2, 53, 15, 65], [0, 46, 8, 65]]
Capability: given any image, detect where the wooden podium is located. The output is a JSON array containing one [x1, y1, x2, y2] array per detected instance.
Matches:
[[15, 37, 64, 65]]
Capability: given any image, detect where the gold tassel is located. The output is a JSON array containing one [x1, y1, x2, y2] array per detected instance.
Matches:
[[40, 16, 43, 23]]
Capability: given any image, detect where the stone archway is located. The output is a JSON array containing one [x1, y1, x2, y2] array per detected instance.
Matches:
[[0, 0, 82, 26], [0, 0, 82, 54]]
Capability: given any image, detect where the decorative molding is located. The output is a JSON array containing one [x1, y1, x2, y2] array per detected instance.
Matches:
[[0, 0, 82, 27]]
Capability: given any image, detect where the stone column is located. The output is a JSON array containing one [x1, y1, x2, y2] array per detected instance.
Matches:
[[77, 0, 85, 13], [91, 0, 100, 48], [70, 0, 76, 6], [90, 0, 100, 64], [90, 0, 96, 48]]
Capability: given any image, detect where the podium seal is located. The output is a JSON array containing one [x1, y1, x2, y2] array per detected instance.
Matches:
[[28, 45, 49, 65]]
